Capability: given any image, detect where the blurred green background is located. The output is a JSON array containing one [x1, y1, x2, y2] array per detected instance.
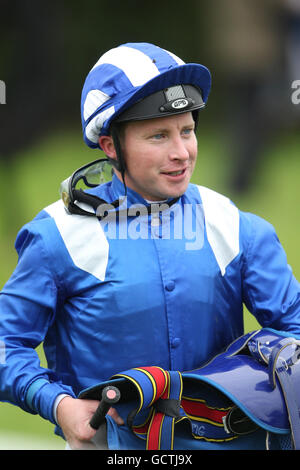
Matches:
[[0, 0, 299, 450]]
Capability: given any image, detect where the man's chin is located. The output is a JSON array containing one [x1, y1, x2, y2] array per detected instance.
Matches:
[[164, 182, 190, 200]]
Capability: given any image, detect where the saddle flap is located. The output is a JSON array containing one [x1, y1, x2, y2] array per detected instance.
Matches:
[[183, 329, 300, 435]]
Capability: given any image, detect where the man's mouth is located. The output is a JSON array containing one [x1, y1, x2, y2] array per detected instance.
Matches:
[[161, 168, 186, 177]]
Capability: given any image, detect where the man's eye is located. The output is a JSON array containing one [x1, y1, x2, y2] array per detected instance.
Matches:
[[152, 133, 165, 140], [182, 128, 193, 135]]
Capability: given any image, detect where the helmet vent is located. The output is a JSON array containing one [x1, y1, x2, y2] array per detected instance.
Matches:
[[164, 85, 185, 102]]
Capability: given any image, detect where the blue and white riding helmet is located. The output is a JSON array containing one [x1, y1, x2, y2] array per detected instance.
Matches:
[[81, 42, 212, 150]]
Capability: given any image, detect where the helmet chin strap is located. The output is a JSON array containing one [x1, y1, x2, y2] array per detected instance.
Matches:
[[108, 123, 128, 198]]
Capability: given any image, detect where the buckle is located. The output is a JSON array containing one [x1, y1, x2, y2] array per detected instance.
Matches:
[[223, 406, 259, 435]]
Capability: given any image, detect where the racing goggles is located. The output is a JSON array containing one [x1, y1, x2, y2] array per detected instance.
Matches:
[[60, 158, 180, 219], [60, 158, 126, 217]]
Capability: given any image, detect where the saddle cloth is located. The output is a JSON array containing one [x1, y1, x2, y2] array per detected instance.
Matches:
[[79, 328, 300, 450]]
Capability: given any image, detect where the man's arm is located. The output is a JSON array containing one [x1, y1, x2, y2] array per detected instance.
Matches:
[[241, 212, 300, 335]]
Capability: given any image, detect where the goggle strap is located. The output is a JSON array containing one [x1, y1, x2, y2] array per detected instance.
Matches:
[[70, 189, 124, 217]]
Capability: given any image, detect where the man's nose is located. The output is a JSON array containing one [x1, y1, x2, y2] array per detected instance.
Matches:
[[168, 136, 190, 161]]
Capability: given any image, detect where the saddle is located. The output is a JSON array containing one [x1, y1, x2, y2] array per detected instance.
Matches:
[[79, 329, 300, 450]]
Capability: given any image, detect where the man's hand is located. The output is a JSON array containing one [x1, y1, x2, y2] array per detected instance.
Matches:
[[56, 396, 124, 450]]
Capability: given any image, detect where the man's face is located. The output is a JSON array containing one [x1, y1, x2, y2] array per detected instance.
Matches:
[[117, 112, 198, 201]]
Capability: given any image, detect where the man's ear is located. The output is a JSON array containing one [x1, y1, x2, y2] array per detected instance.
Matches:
[[98, 135, 117, 160]]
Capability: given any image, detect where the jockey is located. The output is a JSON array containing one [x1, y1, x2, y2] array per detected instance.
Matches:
[[0, 42, 300, 450]]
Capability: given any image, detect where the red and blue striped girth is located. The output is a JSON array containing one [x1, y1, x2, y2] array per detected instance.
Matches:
[[112, 366, 240, 449]]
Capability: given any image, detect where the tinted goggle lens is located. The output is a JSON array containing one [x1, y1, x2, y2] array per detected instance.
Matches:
[[72, 158, 113, 189]]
